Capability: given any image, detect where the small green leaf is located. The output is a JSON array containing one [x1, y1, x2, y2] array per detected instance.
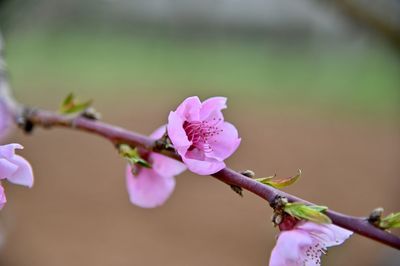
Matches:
[[59, 93, 93, 114], [128, 156, 152, 168], [254, 174, 275, 184], [62, 93, 74, 106], [119, 144, 152, 168], [307, 205, 328, 212], [255, 169, 301, 189], [379, 212, 400, 229], [284, 202, 331, 224]]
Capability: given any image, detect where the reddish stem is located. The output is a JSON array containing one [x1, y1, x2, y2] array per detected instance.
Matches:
[[2, 32, 398, 249], [23, 108, 400, 250]]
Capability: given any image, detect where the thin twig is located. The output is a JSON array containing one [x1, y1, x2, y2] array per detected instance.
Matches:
[[0, 32, 399, 250], [23, 108, 400, 250]]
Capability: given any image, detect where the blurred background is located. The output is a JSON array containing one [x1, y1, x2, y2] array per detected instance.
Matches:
[[0, 0, 399, 265]]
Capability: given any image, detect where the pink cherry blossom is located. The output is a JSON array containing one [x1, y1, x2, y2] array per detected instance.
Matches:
[[126, 126, 186, 208], [0, 143, 34, 209], [167, 96, 241, 175], [269, 218, 352, 266]]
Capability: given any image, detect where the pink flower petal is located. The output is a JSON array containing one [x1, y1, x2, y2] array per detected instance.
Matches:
[[175, 96, 202, 121], [182, 156, 225, 175], [207, 122, 241, 161], [0, 143, 23, 158], [150, 126, 187, 176], [270, 221, 353, 266], [126, 164, 176, 208], [185, 147, 206, 161], [270, 230, 314, 266], [0, 158, 18, 180], [167, 111, 191, 153], [0, 144, 33, 187], [151, 153, 186, 178], [125, 125, 187, 208], [297, 222, 352, 247], [0, 184, 6, 210], [6, 154, 34, 187], [199, 97, 227, 121], [0, 143, 34, 187], [328, 224, 353, 246], [0, 143, 34, 209], [150, 125, 167, 140]]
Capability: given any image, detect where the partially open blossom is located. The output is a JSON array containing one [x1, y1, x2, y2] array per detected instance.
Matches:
[[0, 143, 34, 209], [269, 218, 352, 266], [167, 96, 241, 175], [126, 126, 186, 208]]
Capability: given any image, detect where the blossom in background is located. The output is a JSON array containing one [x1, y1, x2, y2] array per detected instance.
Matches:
[[126, 126, 186, 208], [0, 143, 34, 209], [167, 96, 241, 175], [0, 185, 5, 208], [0, 100, 12, 141], [269, 218, 352, 266]]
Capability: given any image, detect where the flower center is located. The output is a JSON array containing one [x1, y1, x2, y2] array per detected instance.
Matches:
[[183, 118, 223, 152]]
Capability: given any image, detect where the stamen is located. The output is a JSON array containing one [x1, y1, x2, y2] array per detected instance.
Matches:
[[183, 119, 223, 153], [304, 242, 326, 265]]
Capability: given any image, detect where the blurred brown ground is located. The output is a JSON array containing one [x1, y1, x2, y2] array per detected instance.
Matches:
[[0, 90, 399, 266]]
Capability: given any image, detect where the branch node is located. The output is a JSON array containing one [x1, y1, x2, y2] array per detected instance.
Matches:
[[368, 207, 384, 226], [229, 185, 243, 197], [80, 107, 101, 120], [270, 195, 288, 210], [241, 169, 255, 178], [154, 132, 175, 152], [17, 107, 37, 133]]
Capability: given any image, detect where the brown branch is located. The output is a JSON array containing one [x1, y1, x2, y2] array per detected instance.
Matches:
[[0, 32, 399, 250], [331, 0, 400, 51], [20, 108, 400, 250]]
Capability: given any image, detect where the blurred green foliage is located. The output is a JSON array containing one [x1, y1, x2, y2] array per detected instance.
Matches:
[[4, 31, 400, 115]]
